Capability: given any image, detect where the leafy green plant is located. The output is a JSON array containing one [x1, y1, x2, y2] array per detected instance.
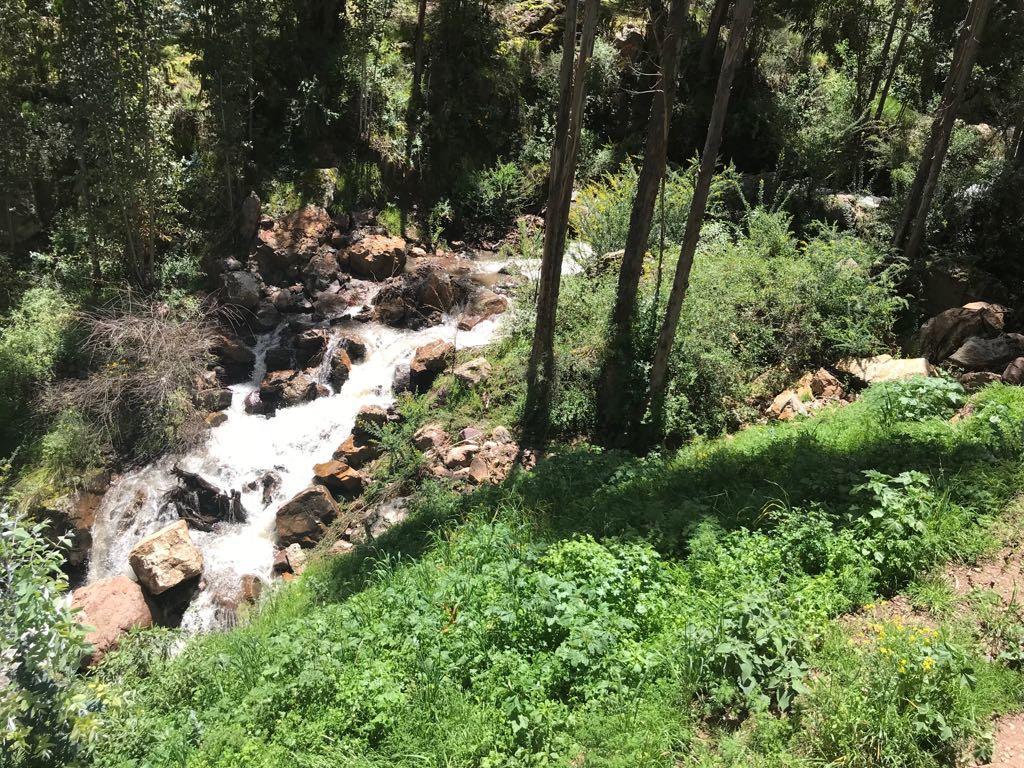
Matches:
[[1, 508, 98, 766], [864, 376, 966, 424], [802, 622, 987, 768]]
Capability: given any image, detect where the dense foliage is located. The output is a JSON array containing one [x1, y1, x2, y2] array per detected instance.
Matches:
[[82, 383, 1024, 766]]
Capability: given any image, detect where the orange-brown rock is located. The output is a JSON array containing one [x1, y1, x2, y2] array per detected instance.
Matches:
[[72, 575, 153, 666]]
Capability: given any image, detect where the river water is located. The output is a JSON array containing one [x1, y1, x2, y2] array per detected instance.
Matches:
[[86, 304, 503, 632]]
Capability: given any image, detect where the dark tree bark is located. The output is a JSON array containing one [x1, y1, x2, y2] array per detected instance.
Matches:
[[523, 0, 600, 442], [873, 6, 914, 122], [405, 0, 428, 166], [699, 0, 730, 73], [894, 0, 994, 263], [866, 0, 905, 110], [642, 0, 754, 436], [598, 0, 691, 438]]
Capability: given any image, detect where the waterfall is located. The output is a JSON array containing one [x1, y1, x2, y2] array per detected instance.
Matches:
[[86, 312, 503, 633]]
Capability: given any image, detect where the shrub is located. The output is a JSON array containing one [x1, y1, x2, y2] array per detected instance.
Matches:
[[802, 622, 989, 768], [863, 376, 966, 424], [44, 299, 214, 462], [0, 283, 76, 455], [0, 508, 98, 766]]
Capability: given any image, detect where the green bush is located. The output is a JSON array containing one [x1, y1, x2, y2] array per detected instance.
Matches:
[[0, 508, 98, 766], [863, 376, 966, 424], [0, 283, 76, 455], [801, 622, 1003, 768]]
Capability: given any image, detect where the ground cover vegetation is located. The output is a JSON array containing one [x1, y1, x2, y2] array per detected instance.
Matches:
[[2, 0, 1024, 764]]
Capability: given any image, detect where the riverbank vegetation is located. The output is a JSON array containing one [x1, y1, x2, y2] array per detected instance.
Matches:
[[3, 0, 1024, 764]]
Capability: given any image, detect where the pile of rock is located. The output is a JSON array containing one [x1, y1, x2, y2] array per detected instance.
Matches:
[[767, 368, 849, 421], [918, 302, 1024, 389], [202, 200, 510, 423], [71, 519, 205, 665]]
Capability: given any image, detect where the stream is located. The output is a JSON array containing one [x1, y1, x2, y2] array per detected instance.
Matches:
[[86, 300, 503, 633]]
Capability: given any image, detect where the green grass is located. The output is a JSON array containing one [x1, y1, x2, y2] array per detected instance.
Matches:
[[84, 382, 1024, 767]]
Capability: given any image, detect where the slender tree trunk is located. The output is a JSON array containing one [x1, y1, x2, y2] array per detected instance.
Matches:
[[642, 0, 754, 437], [405, 0, 428, 166], [522, 0, 600, 441], [873, 8, 913, 123], [699, 0, 730, 73], [866, 0, 904, 110], [895, 0, 993, 263], [598, 0, 690, 437]]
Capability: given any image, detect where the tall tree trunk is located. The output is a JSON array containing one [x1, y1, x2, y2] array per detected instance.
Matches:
[[699, 0, 730, 73], [873, 7, 913, 123], [405, 0, 428, 167], [642, 0, 754, 437], [894, 0, 993, 263], [598, 0, 690, 437], [522, 0, 600, 441], [866, 0, 905, 110]]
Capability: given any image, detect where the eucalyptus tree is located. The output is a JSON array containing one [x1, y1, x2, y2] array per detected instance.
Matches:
[[61, 0, 176, 287], [642, 0, 755, 438], [523, 0, 601, 440]]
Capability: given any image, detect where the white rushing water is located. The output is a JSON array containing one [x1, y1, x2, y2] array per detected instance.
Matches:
[[87, 310, 503, 632]]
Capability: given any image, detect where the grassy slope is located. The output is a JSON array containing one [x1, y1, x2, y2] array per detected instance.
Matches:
[[87, 382, 1024, 768]]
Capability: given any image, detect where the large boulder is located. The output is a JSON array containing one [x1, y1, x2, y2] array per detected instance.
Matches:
[[40, 471, 110, 583], [1003, 357, 1024, 385], [275, 485, 340, 547], [409, 340, 454, 393], [211, 331, 255, 384], [333, 434, 381, 468], [303, 246, 342, 292], [918, 302, 1007, 363], [347, 234, 407, 280], [329, 347, 352, 389], [258, 369, 326, 410], [458, 289, 509, 331], [238, 191, 261, 242], [454, 357, 492, 387], [256, 205, 335, 279], [373, 265, 471, 328], [352, 405, 390, 441], [947, 334, 1024, 372], [220, 270, 261, 310], [72, 576, 153, 666], [293, 327, 329, 368], [128, 520, 203, 596], [837, 354, 933, 384], [312, 459, 365, 497], [163, 468, 246, 532]]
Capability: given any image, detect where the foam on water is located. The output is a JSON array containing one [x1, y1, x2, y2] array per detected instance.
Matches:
[[87, 312, 503, 632]]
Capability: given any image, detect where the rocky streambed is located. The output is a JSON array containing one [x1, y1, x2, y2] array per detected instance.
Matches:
[[68, 201, 529, 661]]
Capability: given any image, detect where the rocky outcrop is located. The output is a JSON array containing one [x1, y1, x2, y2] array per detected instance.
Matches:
[[409, 340, 454, 394], [256, 369, 326, 411], [947, 334, 1024, 372], [128, 520, 203, 596], [373, 265, 471, 328], [39, 470, 109, 583], [221, 270, 261, 310], [256, 205, 334, 279], [293, 327, 329, 368], [837, 355, 933, 384], [458, 289, 509, 331], [918, 302, 1007, 364], [412, 422, 448, 453], [333, 434, 381, 469], [163, 468, 246, 532], [72, 576, 153, 666], [312, 459, 365, 497], [1003, 357, 1024, 385], [346, 234, 407, 280], [329, 347, 352, 389], [352, 405, 390, 441], [211, 331, 255, 384], [768, 369, 847, 421], [275, 485, 340, 547]]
